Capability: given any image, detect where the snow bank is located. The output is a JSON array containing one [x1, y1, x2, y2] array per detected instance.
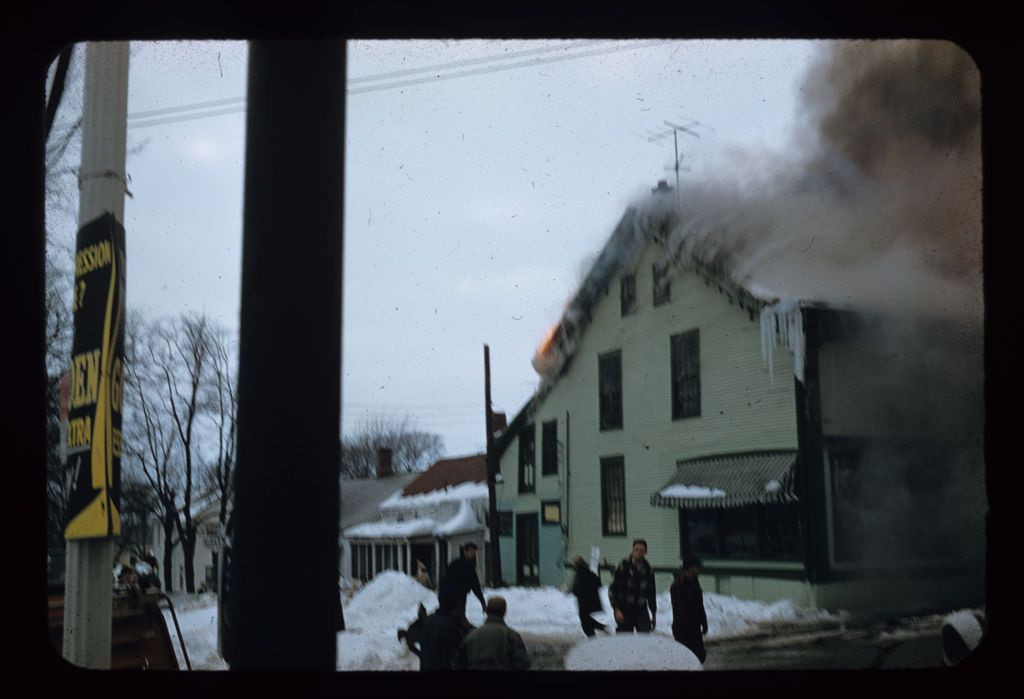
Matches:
[[565, 635, 702, 671], [159, 573, 841, 671], [338, 570, 442, 671]]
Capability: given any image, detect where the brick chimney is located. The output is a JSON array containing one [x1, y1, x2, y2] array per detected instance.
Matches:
[[376, 447, 393, 479]]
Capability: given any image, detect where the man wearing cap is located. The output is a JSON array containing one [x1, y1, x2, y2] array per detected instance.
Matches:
[[452, 596, 531, 670], [440, 542, 487, 630], [608, 539, 658, 633], [418, 583, 465, 670]]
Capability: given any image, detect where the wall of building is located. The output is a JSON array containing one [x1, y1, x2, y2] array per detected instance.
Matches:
[[499, 241, 802, 590]]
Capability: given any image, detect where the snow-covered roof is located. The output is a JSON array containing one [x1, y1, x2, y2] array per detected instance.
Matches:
[[379, 481, 488, 510], [344, 499, 485, 539], [340, 473, 420, 529]]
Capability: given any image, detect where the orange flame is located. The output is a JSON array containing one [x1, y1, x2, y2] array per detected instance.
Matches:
[[537, 323, 559, 358]]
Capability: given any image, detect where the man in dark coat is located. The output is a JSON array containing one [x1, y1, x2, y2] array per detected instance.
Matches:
[[670, 555, 709, 664], [608, 539, 657, 633], [418, 583, 465, 670], [571, 555, 609, 637], [440, 542, 487, 631], [451, 596, 531, 670]]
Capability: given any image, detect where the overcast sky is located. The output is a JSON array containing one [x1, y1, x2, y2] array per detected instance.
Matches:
[[47, 39, 857, 457]]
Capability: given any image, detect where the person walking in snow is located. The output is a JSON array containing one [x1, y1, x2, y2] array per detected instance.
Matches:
[[571, 555, 609, 637], [608, 539, 658, 633], [451, 596, 531, 670], [670, 555, 709, 664], [417, 582, 464, 670], [440, 542, 487, 631]]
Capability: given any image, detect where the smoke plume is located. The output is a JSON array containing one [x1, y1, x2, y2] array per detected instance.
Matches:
[[665, 40, 982, 329]]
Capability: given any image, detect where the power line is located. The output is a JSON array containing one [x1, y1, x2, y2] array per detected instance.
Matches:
[[54, 39, 674, 132], [346, 39, 613, 85]]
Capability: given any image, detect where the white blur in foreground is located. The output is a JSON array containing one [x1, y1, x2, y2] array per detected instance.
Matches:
[[564, 634, 703, 671]]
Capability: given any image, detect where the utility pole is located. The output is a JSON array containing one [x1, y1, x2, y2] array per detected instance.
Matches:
[[484, 344, 503, 586], [62, 41, 130, 669], [228, 41, 344, 670]]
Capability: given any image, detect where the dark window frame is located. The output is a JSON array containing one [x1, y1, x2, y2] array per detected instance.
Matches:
[[541, 500, 561, 525], [671, 329, 701, 419], [541, 420, 558, 476], [653, 263, 670, 306], [598, 350, 623, 431], [600, 456, 627, 536], [518, 423, 536, 493], [620, 273, 636, 316]]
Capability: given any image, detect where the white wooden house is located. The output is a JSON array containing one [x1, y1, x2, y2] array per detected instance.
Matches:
[[494, 190, 985, 614]]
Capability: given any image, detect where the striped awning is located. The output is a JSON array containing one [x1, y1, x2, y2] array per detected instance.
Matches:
[[651, 451, 799, 510]]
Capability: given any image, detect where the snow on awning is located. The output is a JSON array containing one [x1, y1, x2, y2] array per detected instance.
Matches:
[[651, 451, 798, 510]]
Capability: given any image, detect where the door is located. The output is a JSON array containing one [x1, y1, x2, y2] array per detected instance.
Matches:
[[516, 513, 540, 586]]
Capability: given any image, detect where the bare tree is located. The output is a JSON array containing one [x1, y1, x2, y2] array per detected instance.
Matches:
[[158, 314, 213, 593], [340, 413, 445, 479], [123, 312, 183, 591], [201, 323, 238, 536]]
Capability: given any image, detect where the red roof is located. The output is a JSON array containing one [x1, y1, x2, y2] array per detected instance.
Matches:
[[402, 454, 487, 496]]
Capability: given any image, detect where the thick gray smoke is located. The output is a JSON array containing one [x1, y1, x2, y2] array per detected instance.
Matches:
[[662, 40, 982, 330]]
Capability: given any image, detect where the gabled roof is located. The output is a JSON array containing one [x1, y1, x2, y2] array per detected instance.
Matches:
[[497, 192, 785, 457], [339, 473, 419, 530], [401, 454, 486, 496]]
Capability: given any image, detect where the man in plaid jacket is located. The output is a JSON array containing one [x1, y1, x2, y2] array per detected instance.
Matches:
[[608, 539, 657, 633]]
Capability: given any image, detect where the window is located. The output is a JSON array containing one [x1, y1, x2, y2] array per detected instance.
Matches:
[[653, 262, 670, 306], [542, 500, 561, 525], [671, 330, 701, 419], [683, 505, 801, 561], [518, 424, 536, 493], [620, 273, 636, 316], [600, 456, 626, 536], [598, 351, 622, 430], [498, 511, 514, 536], [542, 420, 558, 476], [719, 508, 759, 559]]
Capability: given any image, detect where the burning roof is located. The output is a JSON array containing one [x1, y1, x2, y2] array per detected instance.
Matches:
[[531, 40, 981, 389]]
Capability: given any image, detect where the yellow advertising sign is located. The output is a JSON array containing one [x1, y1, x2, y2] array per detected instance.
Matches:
[[64, 213, 125, 540]]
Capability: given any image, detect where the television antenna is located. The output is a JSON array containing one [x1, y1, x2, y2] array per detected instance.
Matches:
[[646, 118, 708, 210]]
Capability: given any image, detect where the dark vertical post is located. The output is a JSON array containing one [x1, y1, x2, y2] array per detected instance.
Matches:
[[484, 345, 503, 586], [229, 41, 344, 670], [795, 307, 827, 584]]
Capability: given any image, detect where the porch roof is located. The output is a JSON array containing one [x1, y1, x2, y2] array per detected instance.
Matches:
[[651, 450, 799, 510]]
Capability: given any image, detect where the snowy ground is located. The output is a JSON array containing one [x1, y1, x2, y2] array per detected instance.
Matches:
[[162, 571, 845, 671]]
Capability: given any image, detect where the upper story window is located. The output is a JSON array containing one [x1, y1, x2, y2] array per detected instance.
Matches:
[[541, 420, 558, 476], [653, 262, 670, 306], [518, 423, 536, 493], [671, 329, 701, 419], [598, 350, 623, 431], [620, 273, 636, 316]]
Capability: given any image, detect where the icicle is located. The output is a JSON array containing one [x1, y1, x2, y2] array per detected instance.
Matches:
[[759, 300, 806, 384]]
